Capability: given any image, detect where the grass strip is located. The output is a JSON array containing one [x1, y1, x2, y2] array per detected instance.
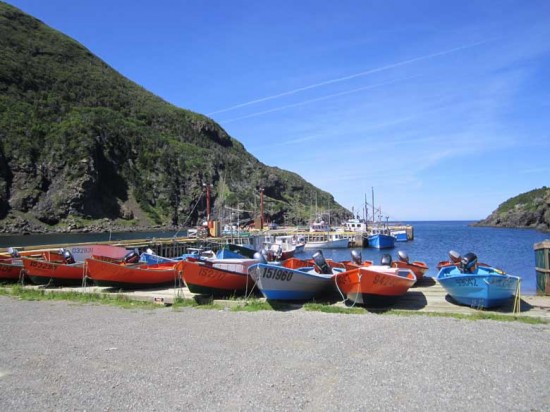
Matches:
[[1, 284, 547, 323]]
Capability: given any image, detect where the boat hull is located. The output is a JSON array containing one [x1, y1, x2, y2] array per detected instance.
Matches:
[[367, 234, 396, 249], [175, 259, 256, 296], [436, 266, 519, 308], [0, 259, 23, 282], [21, 257, 85, 286], [392, 261, 428, 280], [303, 238, 349, 249], [249, 263, 334, 301], [86, 259, 177, 289], [335, 266, 416, 306]]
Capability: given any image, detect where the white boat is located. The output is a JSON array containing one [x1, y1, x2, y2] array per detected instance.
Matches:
[[309, 220, 331, 232], [276, 235, 306, 254], [303, 233, 349, 249], [342, 218, 367, 232]]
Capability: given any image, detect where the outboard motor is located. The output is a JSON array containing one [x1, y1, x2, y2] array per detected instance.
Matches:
[[312, 250, 332, 274], [397, 250, 409, 263], [59, 248, 76, 264], [123, 249, 140, 264], [380, 254, 392, 266], [351, 249, 362, 265], [260, 249, 271, 263], [254, 251, 268, 264], [7, 247, 20, 258], [449, 250, 461, 264], [460, 252, 478, 273]]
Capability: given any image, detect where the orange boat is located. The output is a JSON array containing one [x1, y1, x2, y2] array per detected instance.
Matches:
[[175, 258, 256, 296], [0, 256, 23, 282], [21, 249, 85, 286], [85, 258, 177, 289], [335, 265, 416, 306], [391, 251, 429, 280]]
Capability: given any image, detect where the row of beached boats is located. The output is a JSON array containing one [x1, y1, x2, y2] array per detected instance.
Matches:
[[0, 244, 520, 309]]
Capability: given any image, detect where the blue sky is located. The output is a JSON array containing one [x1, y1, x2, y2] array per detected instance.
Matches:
[[6, 0, 550, 221]]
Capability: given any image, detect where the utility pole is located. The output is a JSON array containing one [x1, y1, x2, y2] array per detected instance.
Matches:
[[203, 183, 212, 222], [259, 187, 265, 230]]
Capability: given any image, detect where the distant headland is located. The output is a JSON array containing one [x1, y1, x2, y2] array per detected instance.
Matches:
[[474, 187, 550, 232]]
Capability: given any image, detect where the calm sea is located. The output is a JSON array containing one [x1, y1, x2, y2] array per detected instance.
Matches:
[[1, 221, 548, 294], [299, 221, 549, 295]]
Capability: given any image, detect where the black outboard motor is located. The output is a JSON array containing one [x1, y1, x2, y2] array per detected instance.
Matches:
[[59, 248, 76, 264], [397, 250, 409, 263], [449, 250, 461, 264], [312, 250, 332, 274], [254, 251, 268, 264], [380, 254, 392, 266], [460, 252, 478, 273], [7, 247, 20, 258], [123, 249, 140, 264], [351, 250, 362, 265]]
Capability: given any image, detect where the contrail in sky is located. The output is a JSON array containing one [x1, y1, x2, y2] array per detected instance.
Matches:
[[206, 39, 493, 116], [220, 75, 419, 123]]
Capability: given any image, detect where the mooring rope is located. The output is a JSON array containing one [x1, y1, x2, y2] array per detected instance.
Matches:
[[513, 277, 522, 314], [173, 192, 205, 238]]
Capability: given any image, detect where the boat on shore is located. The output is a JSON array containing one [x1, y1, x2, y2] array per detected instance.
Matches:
[[391, 251, 428, 280], [249, 251, 339, 301], [85, 257, 178, 289], [175, 258, 257, 296], [0, 254, 23, 282], [335, 254, 416, 306], [21, 249, 85, 286], [0, 248, 27, 282], [436, 252, 520, 308]]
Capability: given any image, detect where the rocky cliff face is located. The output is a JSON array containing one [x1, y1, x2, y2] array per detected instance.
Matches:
[[474, 187, 550, 232], [0, 2, 350, 234]]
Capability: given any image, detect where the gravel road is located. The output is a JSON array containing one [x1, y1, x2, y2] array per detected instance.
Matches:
[[1, 296, 549, 411]]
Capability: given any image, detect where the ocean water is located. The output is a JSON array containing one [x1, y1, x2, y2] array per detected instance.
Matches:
[[296, 221, 549, 295], [1, 221, 548, 294]]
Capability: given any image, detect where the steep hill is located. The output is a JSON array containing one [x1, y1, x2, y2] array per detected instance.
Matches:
[[0, 2, 350, 233], [474, 187, 550, 232]]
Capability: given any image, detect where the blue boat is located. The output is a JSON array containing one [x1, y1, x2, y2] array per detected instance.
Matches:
[[390, 230, 408, 242], [367, 233, 396, 249], [436, 253, 520, 308]]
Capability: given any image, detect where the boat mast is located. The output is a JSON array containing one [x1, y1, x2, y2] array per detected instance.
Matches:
[[372, 187, 375, 226]]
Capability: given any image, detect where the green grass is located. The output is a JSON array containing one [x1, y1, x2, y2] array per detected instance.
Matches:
[[381, 309, 548, 324], [1, 284, 547, 324]]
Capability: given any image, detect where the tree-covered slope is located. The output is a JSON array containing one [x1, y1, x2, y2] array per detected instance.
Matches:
[[0, 2, 350, 233], [474, 187, 550, 232]]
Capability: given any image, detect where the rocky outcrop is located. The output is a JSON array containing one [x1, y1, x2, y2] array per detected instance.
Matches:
[[474, 187, 550, 232]]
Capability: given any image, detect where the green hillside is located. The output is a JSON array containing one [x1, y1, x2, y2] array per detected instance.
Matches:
[[475, 187, 550, 232], [0, 2, 350, 233]]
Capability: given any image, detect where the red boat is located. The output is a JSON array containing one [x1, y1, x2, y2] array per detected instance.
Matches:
[[21, 250, 85, 286], [391, 251, 429, 280], [0, 256, 23, 282], [175, 258, 256, 296], [85, 258, 177, 289], [335, 265, 416, 306]]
